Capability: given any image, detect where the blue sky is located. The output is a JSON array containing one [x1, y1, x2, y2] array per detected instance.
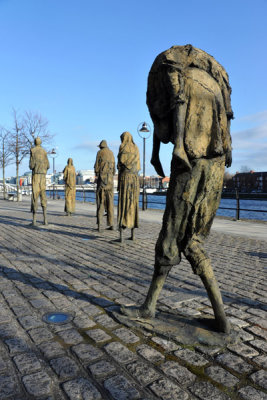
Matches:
[[0, 0, 266, 177]]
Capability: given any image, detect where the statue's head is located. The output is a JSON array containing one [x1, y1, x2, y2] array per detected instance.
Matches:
[[98, 140, 107, 149], [120, 131, 133, 144], [34, 137, 42, 146], [67, 158, 73, 166]]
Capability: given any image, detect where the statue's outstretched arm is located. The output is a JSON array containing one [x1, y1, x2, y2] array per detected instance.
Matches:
[[151, 133, 165, 177]]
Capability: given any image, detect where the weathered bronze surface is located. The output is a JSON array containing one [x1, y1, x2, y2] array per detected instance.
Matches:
[[94, 140, 115, 231], [117, 132, 140, 242], [29, 137, 50, 225], [121, 45, 233, 333], [114, 306, 242, 347], [63, 158, 76, 215]]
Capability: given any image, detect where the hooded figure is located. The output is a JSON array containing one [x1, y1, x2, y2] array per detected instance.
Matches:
[[63, 158, 76, 215], [29, 137, 50, 226], [117, 131, 140, 242], [94, 140, 115, 231], [121, 45, 233, 334]]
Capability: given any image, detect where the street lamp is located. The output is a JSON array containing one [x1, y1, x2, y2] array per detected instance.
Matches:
[[50, 148, 57, 200], [137, 122, 151, 210]]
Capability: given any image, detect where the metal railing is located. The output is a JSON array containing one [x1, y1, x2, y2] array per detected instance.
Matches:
[[45, 186, 267, 221]]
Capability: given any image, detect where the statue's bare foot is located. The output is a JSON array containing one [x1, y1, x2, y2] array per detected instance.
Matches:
[[216, 317, 231, 334], [120, 305, 155, 319], [43, 221, 48, 226]]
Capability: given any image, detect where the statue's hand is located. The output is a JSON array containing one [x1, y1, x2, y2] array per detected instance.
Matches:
[[151, 155, 165, 177], [225, 150, 232, 168]]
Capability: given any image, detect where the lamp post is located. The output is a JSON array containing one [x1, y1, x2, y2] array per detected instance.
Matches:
[[50, 148, 57, 200], [137, 122, 151, 210]]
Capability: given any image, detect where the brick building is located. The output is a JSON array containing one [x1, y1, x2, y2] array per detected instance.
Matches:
[[231, 171, 267, 193]]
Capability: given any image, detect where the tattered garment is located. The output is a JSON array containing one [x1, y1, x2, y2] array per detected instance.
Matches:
[[63, 162, 76, 213], [117, 132, 140, 229]]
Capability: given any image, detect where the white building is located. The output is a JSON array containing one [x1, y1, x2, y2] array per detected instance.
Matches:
[[77, 170, 95, 184]]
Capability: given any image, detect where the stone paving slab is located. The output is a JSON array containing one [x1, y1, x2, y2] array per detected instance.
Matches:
[[0, 197, 266, 399]]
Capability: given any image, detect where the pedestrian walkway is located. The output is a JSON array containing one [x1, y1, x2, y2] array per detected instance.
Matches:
[[0, 197, 266, 399]]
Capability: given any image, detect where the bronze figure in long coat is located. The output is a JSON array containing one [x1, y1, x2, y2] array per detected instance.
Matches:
[[122, 45, 233, 333], [63, 158, 76, 215], [29, 137, 50, 226], [94, 140, 115, 231], [117, 131, 140, 241]]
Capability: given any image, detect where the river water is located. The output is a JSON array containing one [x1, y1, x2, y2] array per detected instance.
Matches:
[[49, 191, 267, 221]]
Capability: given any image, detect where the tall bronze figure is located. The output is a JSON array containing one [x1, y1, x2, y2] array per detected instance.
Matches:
[[63, 158, 76, 216], [117, 132, 140, 242], [122, 45, 233, 333], [94, 140, 115, 231], [29, 137, 50, 226]]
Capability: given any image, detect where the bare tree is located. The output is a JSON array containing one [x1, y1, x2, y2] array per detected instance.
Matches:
[[9, 109, 53, 201], [8, 110, 28, 200], [22, 110, 53, 148], [0, 126, 13, 199], [223, 169, 234, 190]]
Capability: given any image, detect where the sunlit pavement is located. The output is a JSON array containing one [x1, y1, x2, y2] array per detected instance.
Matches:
[[0, 197, 266, 399]]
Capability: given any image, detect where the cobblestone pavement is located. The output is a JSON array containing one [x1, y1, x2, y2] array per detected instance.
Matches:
[[0, 198, 266, 400]]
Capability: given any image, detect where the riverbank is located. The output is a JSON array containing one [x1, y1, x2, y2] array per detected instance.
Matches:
[[45, 191, 267, 222], [152, 191, 267, 200], [6, 196, 267, 240]]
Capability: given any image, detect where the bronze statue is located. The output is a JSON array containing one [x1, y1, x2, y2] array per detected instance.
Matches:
[[29, 137, 50, 226], [63, 158, 76, 216], [117, 132, 140, 242], [122, 45, 233, 333], [94, 140, 115, 231]]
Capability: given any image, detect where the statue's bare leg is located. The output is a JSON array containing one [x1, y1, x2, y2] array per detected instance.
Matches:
[[185, 239, 230, 334], [42, 207, 48, 225], [121, 264, 169, 318], [120, 228, 124, 243], [32, 212, 37, 226], [97, 204, 103, 232], [199, 263, 230, 333], [130, 228, 135, 240]]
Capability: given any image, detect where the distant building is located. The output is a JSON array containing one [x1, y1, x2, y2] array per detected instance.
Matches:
[[139, 175, 162, 189], [162, 177, 170, 189], [21, 171, 32, 185], [232, 171, 267, 193], [54, 172, 64, 184], [46, 174, 52, 186], [76, 170, 95, 184]]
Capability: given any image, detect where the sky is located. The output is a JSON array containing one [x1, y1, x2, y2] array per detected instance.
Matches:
[[0, 0, 266, 178]]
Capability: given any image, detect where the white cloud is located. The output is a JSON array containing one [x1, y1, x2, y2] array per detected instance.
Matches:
[[232, 122, 267, 142], [73, 140, 120, 153], [231, 117, 267, 172], [239, 110, 267, 123]]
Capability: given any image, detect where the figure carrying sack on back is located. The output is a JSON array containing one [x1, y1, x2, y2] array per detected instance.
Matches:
[[121, 45, 233, 333]]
